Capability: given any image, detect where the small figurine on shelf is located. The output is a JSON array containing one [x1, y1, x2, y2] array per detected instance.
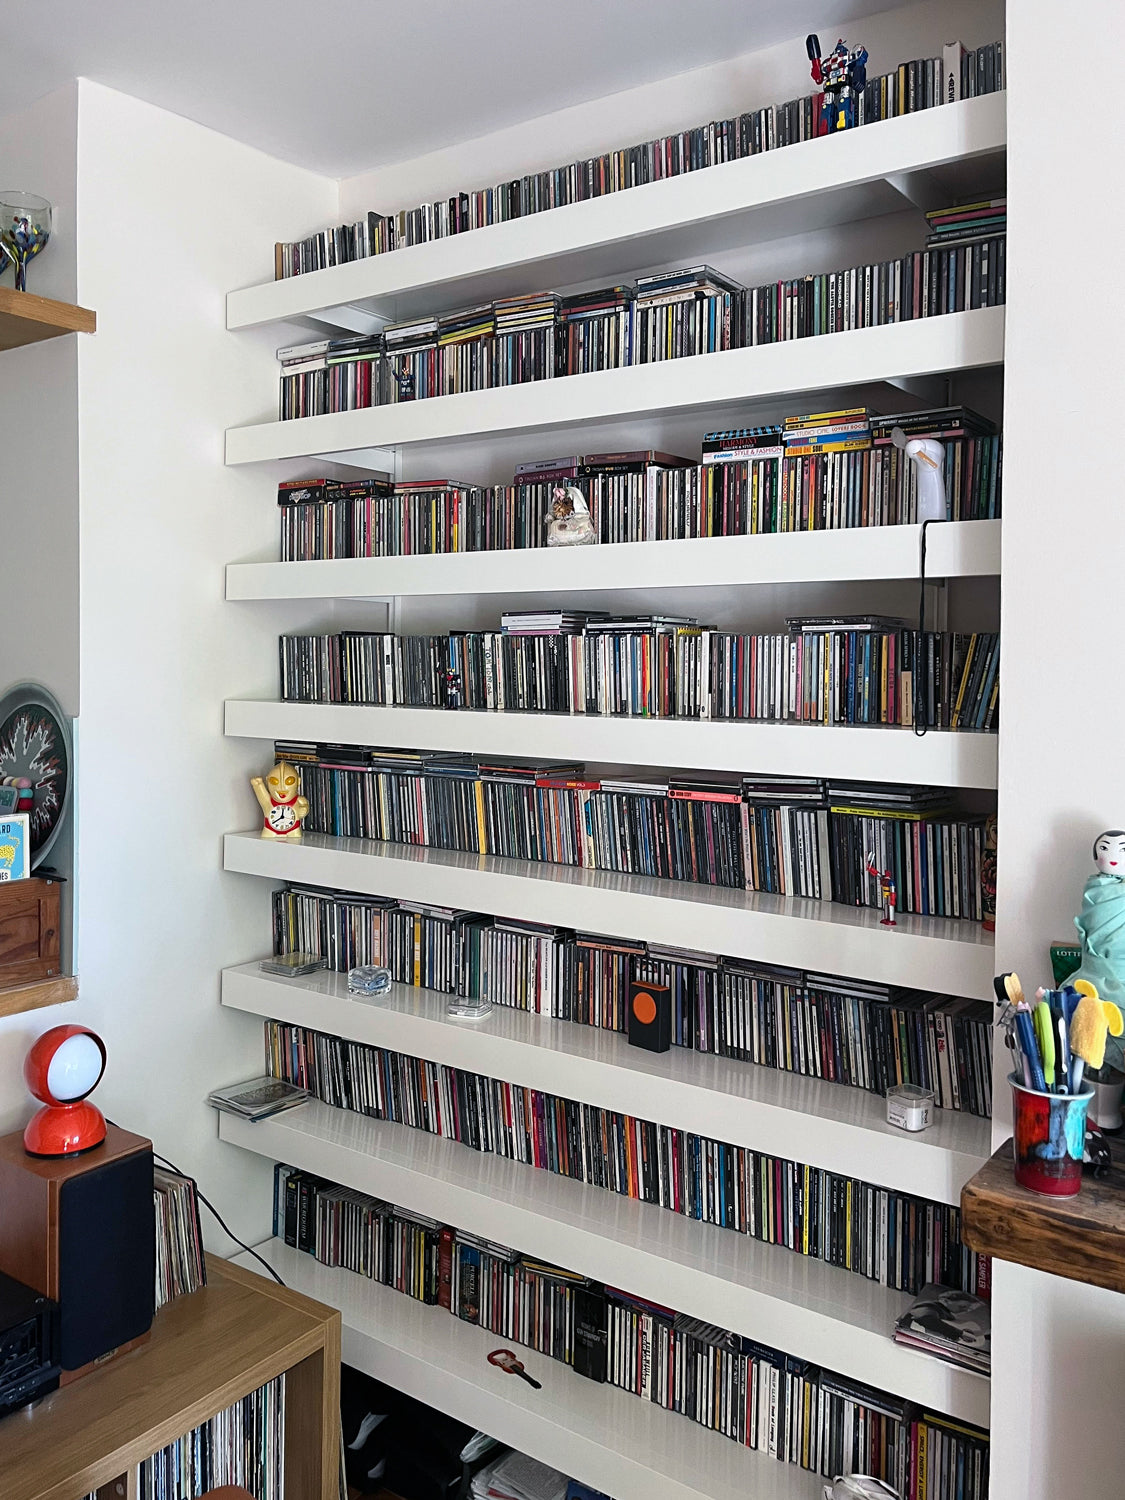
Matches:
[[1066, 829, 1125, 1070], [547, 485, 597, 548], [250, 759, 309, 840], [392, 359, 416, 402], [865, 850, 897, 926], [444, 665, 464, 710], [806, 34, 868, 132]]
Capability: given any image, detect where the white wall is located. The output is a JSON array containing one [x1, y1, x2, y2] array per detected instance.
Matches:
[[0, 84, 81, 1134], [340, 0, 1003, 219], [70, 80, 337, 1248], [989, 3, 1125, 1497]]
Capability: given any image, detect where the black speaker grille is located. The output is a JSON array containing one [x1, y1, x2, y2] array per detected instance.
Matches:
[[58, 1149, 155, 1369]]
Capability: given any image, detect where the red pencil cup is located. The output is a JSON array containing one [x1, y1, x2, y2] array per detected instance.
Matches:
[[1010, 1073, 1094, 1196]]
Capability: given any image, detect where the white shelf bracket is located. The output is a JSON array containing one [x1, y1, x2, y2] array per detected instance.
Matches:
[[305, 303, 393, 336], [880, 373, 948, 404], [883, 169, 946, 214], [316, 446, 399, 476]]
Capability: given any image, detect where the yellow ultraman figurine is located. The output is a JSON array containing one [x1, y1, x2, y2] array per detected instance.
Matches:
[[250, 760, 309, 839]]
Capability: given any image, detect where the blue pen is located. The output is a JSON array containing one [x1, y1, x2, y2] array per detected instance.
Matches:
[[1015, 1008, 1048, 1092]]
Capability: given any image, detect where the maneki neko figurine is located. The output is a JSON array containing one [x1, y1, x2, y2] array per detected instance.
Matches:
[[251, 759, 309, 840]]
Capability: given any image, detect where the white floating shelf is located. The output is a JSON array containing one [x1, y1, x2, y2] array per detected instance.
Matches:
[[221, 962, 989, 1205], [223, 829, 995, 1000], [235, 1238, 821, 1500], [225, 700, 998, 790], [226, 520, 1001, 601], [225, 307, 1005, 466], [227, 94, 1006, 332], [221, 1104, 988, 1426]]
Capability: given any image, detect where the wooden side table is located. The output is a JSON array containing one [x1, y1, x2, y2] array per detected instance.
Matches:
[[0, 1254, 340, 1500]]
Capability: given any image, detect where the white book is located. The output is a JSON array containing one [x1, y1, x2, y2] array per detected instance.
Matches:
[[943, 40, 967, 103]]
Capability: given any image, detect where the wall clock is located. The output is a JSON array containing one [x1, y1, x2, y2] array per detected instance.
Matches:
[[0, 683, 72, 869]]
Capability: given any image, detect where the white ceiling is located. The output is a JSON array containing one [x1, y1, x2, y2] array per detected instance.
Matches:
[[2, 0, 913, 179]]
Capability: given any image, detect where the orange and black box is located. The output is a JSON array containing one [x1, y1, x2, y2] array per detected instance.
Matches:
[[627, 979, 671, 1053]]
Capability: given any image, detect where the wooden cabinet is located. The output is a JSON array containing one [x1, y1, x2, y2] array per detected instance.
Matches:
[[0, 1253, 340, 1500]]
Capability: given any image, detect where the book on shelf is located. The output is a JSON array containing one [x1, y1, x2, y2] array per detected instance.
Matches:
[[278, 621, 1000, 732], [270, 1159, 989, 1498], [153, 1166, 207, 1310], [272, 40, 1003, 279], [893, 1283, 991, 1374], [267, 745, 990, 921], [266, 1019, 990, 1297], [137, 1376, 284, 1500], [275, 409, 1002, 561], [276, 221, 1007, 419], [208, 1075, 309, 1121]]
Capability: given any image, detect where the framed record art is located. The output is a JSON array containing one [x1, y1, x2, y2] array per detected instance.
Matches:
[[0, 683, 72, 869]]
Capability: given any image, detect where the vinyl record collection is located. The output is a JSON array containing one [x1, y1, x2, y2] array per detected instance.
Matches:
[[271, 1165, 989, 1498], [273, 41, 1003, 277], [278, 617, 1000, 732], [270, 886, 993, 1116], [276, 409, 1002, 561], [276, 226, 1006, 419], [135, 1376, 284, 1500], [153, 1166, 207, 1309], [275, 743, 987, 920], [264, 1021, 989, 1297]]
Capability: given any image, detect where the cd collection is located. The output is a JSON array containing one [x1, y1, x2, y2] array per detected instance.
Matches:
[[264, 1020, 989, 1297], [278, 617, 1000, 733], [274, 743, 987, 921], [277, 231, 1006, 419], [272, 1165, 989, 1497], [274, 40, 1003, 278], [277, 409, 1002, 561], [135, 1376, 284, 1500], [153, 1166, 207, 1310], [270, 886, 993, 1117]]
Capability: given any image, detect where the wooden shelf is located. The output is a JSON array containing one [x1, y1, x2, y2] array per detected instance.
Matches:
[[238, 1237, 822, 1500], [226, 93, 1006, 333], [0, 288, 95, 351], [0, 974, 78, 1019], [1, 1253, 340, 1500], [223, 828, 996, 1000], [226, 520, 1002, 602], [961, 1137, 1125, 1295], [224, 307, 1005, 468], [220, 1101, 987, 1426], [225, 700, 999, 791], [221, 962, 989, 1205]]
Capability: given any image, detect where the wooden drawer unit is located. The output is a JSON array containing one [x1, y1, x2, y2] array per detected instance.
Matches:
[[0, 877, 62, 987]]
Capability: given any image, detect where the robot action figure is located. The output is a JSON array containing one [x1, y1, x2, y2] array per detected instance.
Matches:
[[806, 34, 869, 132]]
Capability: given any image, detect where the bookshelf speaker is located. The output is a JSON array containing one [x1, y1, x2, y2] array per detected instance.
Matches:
[[627, 980, 671, 1053], [0, 1123, 154, 1380]]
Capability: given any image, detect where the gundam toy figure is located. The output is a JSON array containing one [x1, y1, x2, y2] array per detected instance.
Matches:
[[806, 34, 868, 132]]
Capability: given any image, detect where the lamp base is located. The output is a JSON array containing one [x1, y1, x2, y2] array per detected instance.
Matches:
[[23, 1100, 107, 1158]]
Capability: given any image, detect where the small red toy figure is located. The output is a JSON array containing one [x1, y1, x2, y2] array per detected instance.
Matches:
[[866, 850, 897, 926]]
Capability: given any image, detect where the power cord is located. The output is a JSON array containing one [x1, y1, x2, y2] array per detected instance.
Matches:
[[912, 518, 934, 738]]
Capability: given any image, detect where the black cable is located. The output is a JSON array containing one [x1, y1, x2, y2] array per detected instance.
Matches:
[[913, 518, 933, 738]]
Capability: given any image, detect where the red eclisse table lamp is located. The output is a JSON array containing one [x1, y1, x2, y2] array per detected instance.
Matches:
[[23, 1025, 107, 1157]]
